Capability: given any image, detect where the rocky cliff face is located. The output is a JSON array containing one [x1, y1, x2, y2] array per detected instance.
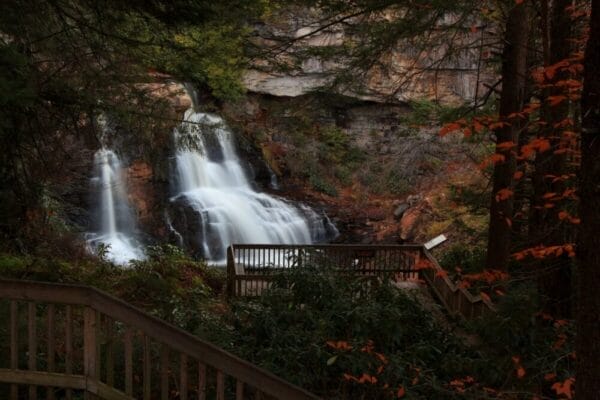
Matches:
[[244, 8, 495, 105]]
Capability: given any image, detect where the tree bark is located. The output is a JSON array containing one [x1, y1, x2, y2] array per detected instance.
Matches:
[[531, 0, 573, 318], [486, 2, 531, 270], [575, 0, 600, 398]]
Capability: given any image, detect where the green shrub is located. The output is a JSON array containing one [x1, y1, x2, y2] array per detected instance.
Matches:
[[225, 266, 476, 398], [309, 173, 338, 197]]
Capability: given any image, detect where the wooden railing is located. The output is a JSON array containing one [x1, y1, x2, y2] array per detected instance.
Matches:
[[226, 244, 422, 298], [419, 249, 496, 319], [226, 244, 495, 319], [0, 279, 320, 400]]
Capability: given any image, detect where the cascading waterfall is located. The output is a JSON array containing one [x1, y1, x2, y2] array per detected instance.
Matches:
[[86, 148, 145, 265], [171, 108, 337, 263]]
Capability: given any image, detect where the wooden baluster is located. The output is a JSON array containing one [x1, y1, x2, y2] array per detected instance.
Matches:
[[256, 389, 264, 400], [180, 354, 188, 400], [198, 362, 206, 400], [236, 380, 244, 400], [65, 305, 73, 400], [160, 345, 169, 400], [47, 304, 56, 400], [124, 328, 133, 396], [28, 302, 37, 400], [105, 316, 115, 387], [83, 307, 97, 400], [10, 300, 17, 400], [105, 318, 115, 387], [95, 312, 101, 383], [143, 335, 151, 400], [216, 370, 225, 400]]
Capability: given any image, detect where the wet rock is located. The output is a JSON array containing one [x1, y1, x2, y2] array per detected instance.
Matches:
[[393, 203, 410, 219]]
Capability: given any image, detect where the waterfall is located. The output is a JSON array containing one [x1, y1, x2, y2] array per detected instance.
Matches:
[[87, 148, 145, 265], [171, 108, 337, 263]]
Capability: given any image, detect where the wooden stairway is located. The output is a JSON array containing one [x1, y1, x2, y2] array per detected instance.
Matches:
[[0, 279, 320, 400]]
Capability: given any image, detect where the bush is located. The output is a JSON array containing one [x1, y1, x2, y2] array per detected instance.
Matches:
[[224, 266, 477, 399]]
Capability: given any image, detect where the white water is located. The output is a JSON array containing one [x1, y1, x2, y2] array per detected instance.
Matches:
[[172, 109, 336, 263], [87, 149, 145, 265]]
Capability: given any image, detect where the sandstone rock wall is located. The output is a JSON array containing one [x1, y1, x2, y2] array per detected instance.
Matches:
[[244, 7, 496, 105]]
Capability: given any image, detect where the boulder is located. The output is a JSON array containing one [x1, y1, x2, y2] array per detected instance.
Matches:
[[393, 203, 409, 219], [398, 200, 431, 242]]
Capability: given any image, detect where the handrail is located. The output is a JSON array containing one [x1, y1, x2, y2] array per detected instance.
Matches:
[[419, 249, 496, 318], [0, 279, 320, 400], [227, 244, 496, 319]]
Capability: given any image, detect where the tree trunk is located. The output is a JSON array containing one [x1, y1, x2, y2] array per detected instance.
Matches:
[[531, 0, 573, 318], [485, 2, 531, 270], [575, 0, 600, 397]]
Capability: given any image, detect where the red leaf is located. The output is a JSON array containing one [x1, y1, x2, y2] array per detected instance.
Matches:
[[397, 386, 406, 398], [514, 171, 524, 180], [551, 377, 575, 399], [495, 188, 514, 202], [440, 122, 463, 136], [548, 95, 567, 107], [544, 373, 557, 382]]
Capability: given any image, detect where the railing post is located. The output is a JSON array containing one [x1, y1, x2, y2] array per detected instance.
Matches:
[[28, 302, 37, 400], [83, 307, 97, 399], [47, 304, 56, 400], [227, 245, 235, 298], [10, 300, 18, 400]]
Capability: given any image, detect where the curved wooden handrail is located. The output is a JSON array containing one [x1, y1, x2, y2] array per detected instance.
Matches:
[[0, 279, 320, 400]]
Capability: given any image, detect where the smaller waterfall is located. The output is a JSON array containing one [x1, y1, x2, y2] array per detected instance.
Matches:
[[87, 148, 145, 265]]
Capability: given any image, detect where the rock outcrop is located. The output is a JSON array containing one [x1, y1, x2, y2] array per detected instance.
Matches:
[[244, 8, 495, 105]]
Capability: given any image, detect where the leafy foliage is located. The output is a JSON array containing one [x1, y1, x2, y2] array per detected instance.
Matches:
[[223, 267, 479, 398]]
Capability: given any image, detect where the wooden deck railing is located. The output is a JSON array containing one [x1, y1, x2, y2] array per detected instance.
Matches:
[[226, 244, 495, 319], [226, 244, 422, 298], [0, 279, 320, 400]]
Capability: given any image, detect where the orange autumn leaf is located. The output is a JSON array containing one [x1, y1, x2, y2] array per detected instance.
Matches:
[[326, 341, 352, 350], [558, 211, 569, 220], [497, 141, 517, 151], [435, 269, 448, 278], [548, 95, 567, 107], [545, 60, 570, 80], [517, 366, 526, 379], [440, 121, 465, 136], [514, 171, 524, 180], [532, 68, 545, 83], [495, 188, 514, 202], [489, 121, 510, 130], [479, 292, 491, 302], [523, 102, 541, 113], [544, 372, 557, 381], [397, 386, 406, 398], [551, 377, 575, 399]]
